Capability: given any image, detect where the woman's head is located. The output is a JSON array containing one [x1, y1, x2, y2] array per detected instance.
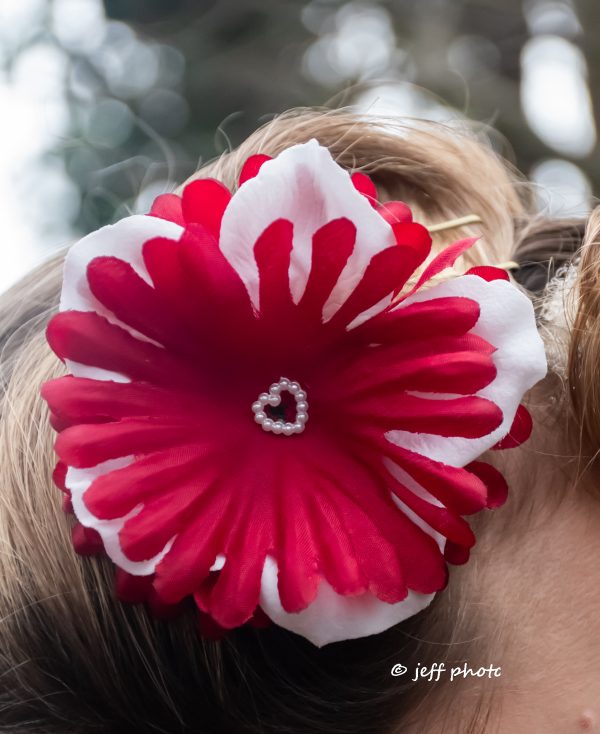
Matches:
[[0, 109, 597, 733]]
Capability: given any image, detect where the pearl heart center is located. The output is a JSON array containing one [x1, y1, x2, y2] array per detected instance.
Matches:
[[251, 377, 309, 436]]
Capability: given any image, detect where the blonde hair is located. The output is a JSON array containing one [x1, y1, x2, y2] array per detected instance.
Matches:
[[0, 109, 592, 733]]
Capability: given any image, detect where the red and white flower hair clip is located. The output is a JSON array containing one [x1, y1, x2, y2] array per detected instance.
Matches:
[[42, 140, 546, 646]]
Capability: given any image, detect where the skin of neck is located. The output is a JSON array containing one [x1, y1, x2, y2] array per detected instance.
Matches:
[[407, 443, 600, 734]]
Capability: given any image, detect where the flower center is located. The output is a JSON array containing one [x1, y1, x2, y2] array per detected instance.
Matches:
[[252, 377, 309, 436]]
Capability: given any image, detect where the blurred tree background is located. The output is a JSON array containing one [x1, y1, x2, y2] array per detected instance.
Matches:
[[0, 0, 597, 289]]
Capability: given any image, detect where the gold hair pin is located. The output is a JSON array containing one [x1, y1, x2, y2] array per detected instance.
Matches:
[[428, 214, 483, 233], [428, 215, 519, 272]]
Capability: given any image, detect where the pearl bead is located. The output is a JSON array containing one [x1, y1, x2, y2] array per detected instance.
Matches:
[[252, 376, 309, 437]]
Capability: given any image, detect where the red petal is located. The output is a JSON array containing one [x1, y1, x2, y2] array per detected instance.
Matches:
[[143, 237, 197, 318], [340, 332, 496, 379], [147, 589, 184, 620], [371, 437, 489, 515], [383, 467, 476, 548], [317, 477, 408, 602], [344, 393, 503, 438], [493, 404, 533, 450], [181, 179, 231, 238], [354, 296, 480, 345], [115, 568, 154, 603], [466, 265, 510, 282], [377, 201, 413, 224], [63, 495, 74, 514], [248, 606, 271, 629], [42, 376, 210, 427], [52, 461, 68, 492], [154, 492, 233, 605], [331, 350, 497, 399], [87, 256, 193, 351], [47, 311, 200, 388], [297, 218, 356, 321], [466, 461, 509, 508], [149, 193, 184, 226], [444, 541, 471, 565], [351, 171, 378, 206], [401, 237, 478, 301], [56, 419, 199, 468], [178, 224, 257, 337], [276, 462, 324, 612], [50, 412, 71, 431], [308, 445, 446, 595], [119, 471, 219, 563], [203, 455, 276, 627], [306, 485, 367, 597], [327, 239, 429, 331], [208, 531, 269, 629], [72, 523, 104, 555], [84, 444, 212, 519], [391, 221, 432, 254], [239, 154, 272, 186], [254, 219, 294, 320]]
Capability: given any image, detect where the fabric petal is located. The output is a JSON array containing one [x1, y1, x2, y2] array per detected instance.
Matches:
[[259, 557, 435, 647], [351, 171, 378, 206], [239, 154, 272, 186], [353, 296, 480, 344], [254, 219, 294, 320], [149, 193, 185, 226], [60, 214, 183, 325], [466, 460, 509, 508], [330, 350, 497, 399], [84, 444, 213, 519], [56, 418, 199, 468], [377, 201, 412, 225], [344, 392, 503, 438], [492, 404, 533, 450], [296, 218, 356, 322], [400, 237, 478, 301], [218, 140, 395, 312], [466, 265, 510, 282], [326, 238, 429, 331], [66, 459, 173, 576], [47, 311, 201, 387], [86, 256, 194, 351], [42, 376, 209, 426], [387, 275, 547, 466], [181, 178, 231, 238]]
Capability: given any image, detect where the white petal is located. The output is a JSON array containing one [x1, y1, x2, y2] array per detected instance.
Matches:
[[66, 461, 173, 576], [60, 214, 183, 381], [259, 556, 434, 647], [61, 214, 183, 313], [386, 460, 446, 553], [219, 140, 395, 320], [386, 275, 547, 467]]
